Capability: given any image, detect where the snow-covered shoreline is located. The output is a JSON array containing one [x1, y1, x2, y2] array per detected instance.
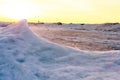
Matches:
[[0, 20, 120, 80]]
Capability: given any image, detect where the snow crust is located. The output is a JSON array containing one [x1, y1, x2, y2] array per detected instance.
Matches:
[[0, 20, 120, 80]]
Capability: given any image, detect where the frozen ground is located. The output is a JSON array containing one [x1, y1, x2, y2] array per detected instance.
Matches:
[[30, 23, 120, 51], [0, 20, 120, 80]]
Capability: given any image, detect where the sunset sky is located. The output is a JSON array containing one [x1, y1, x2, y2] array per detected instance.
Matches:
[[0, 0, 120, 23]]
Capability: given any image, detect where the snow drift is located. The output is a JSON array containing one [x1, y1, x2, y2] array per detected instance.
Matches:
[[0, 20, 120, 80]]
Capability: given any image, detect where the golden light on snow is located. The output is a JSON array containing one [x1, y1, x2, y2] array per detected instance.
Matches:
[[0, 0, 120, 23]]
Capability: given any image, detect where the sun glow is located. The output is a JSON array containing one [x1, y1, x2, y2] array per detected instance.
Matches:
[[0, 0, 120, 23], [1, 7, 37, 20], [0, 0, 42, 20]]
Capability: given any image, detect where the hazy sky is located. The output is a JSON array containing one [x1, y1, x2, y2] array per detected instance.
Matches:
[[0, 0, 120, 23]]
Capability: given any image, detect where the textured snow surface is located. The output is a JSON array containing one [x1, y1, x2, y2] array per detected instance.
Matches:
[[0, 20, 120, 80]]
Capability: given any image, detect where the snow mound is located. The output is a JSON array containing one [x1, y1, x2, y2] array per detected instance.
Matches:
[[0, 20, 120, 80]]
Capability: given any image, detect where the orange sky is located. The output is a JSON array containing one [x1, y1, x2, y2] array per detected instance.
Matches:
[[0, 0, 120, 23]]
